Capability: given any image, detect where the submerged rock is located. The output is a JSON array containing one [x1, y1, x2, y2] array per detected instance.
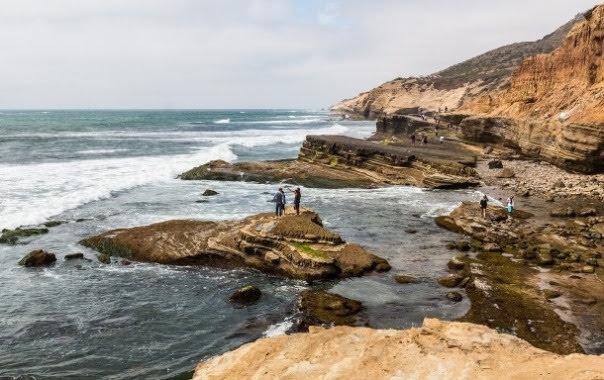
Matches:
[[0, 227, 49, 245], [65, 253, 84, 260], [446, 291, 463, 302], [230, 285, 261, 304], [43, 221, 65, 228], [297, 290, 364, 331], [79, 208, 389, 281], [394, 275, 417, 284], [202, 189, 219, 196], [18, 250, 56, 267]]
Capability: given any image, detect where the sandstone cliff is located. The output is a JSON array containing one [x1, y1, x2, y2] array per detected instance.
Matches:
[[193, 318, 604, 380], [459, 5, 604, 172], [331, 15, 582, 118]]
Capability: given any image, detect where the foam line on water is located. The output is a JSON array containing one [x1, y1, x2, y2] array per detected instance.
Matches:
[[0, 143, 237, 230]]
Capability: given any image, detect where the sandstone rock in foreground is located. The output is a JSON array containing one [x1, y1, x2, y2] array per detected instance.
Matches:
[[79, 208, 389, 281], [180, 135, 479, 189], [193, 318, 604, 380]]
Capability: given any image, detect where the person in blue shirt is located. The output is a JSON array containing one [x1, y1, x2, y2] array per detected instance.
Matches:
[[273, 188, 286, 218]]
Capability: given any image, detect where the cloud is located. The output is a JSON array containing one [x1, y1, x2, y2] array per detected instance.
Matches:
[[0, 0, 600, 108]]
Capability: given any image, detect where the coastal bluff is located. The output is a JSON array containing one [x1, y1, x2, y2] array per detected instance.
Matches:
[[180, 135, 479, 189], [193, 318, 604, 380], [79, 208, 390, 281]]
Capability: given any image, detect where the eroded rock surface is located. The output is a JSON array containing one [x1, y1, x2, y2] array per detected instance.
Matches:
[[193, 319, 604, 380], [80, 208, 388, 281], [181, 135, 479, 189]]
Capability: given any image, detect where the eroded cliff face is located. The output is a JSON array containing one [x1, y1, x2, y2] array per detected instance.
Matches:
[[331, 15, 580, 119], [193, 318, 604, 380], [460, 5, 604, 172]]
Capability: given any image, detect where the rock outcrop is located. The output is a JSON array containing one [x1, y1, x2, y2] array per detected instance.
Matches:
[[80, 208, 389, 281], [297, 290, 365, 331], [18, 250, 56, 267], [180, 135, 479, 189], [192, 318, 604, 380], [331, 15, 582, 118]]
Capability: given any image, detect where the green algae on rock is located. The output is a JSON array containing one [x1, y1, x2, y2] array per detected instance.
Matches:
[[297, 290, 364, 331], [1, 227, 49, 245]]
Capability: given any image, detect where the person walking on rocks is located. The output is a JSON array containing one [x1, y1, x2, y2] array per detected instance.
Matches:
[[273, 188, 286, 218], [506, 196, 515, 215], [479, 195, 488, 218]]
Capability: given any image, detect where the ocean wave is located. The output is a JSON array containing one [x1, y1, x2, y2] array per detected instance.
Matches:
[[263, 317, 294, 338], [0, 143, 237, 230], [239, 118, 322, 125], [213, 118, 230, 124], [76, 149, 130, 155]]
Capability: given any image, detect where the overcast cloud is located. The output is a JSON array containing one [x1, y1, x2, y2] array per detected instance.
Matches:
[[0, 0, 600, 109]]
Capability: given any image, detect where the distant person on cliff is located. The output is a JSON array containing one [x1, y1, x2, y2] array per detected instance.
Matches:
[[410, 134, 416, 146], [439, 136, 445, 144], [506, 196, 515, 214], [290, 187, 302, 215], [422, 135, 428, 145], [273, 188, 286, 218], [479, 195, 488, 218]]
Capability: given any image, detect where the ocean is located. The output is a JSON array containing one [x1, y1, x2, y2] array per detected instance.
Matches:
[[0, 110, 479, 379]]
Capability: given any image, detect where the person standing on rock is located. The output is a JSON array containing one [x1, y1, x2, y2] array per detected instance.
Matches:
[[506, 196, 515, 214], [291, 187, 302, 215], [410, 134, 416, 146], [479, 195, 488, 218], [274, 188, 286, 218]]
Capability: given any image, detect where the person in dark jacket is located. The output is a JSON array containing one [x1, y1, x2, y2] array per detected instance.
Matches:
[[479, 195, 488, 218], [291, 187, 301, 215]]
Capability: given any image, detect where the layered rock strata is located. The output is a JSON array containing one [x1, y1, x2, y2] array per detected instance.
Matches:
[[180, 135, 479, 189], [80, 208, 389, 281], [192, 318, 604, 380]]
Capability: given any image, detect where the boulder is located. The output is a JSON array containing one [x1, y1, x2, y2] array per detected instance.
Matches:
[[97, 254, 111, 264], [552, 180, 566, 188], [496, 168, 515, 178], [79, 209, 389, 281], [446, 291, 463, 302], [447, 256, 465, 270], [488, 160, 503, 169], [202, 189, 219, 196], [537, 252, 555, 266], [483, 243, 502, 252], [582, 265, 595, 274], [43, 221, 65, 228], [65, 253, 84, 260], [544, 289, 562, 300], [297, 290, 363, 331], [550, 208, 576, 218], [437, 274, 464, 288], [1, 227, 49, 245], [394, 275, 417, 284], [579, 208, 597, 217], [229, 285, 261, 304], [18, 250, 56, 267]]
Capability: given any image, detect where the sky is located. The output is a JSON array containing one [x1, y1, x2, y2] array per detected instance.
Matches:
[[0, 0, 601, 109]]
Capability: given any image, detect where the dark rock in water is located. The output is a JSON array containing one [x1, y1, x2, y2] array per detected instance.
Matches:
[[404, 229, 418, 234], [373, 260, 392, 272], [394, 275, 417, 284], [195, 199, 209, 203], [97, 254, 111, 264], [18, 250, 56, 267], [488, 160, 503, 169], [229, 285, 261, 304], [0, 227, 49, 245], [579, 208, 597, 217], [544, 289, 562, 300], [43, 221, 65, 228], [65, 253, 84, 260], [122, 260, 132, 266], [550, 207, 576, 217], [496, 168, 515, 178], [437, 274, 464, 288], [297, 290, 363, 331], [75, 218, 89, 222], [202, 189, 219, 196], [446, 291, 463, 302]]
